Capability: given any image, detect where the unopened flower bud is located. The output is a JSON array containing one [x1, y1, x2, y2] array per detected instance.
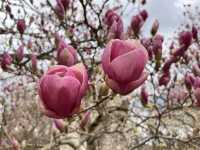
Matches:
[[159, 72, 170, 86], [179, 31, 192, 48], [61, 0, 70, 11], [139, 10, 148, 21], [31, 53, 37, 72], [27, 39, 32, 49], [17, 19, 26, 35], [55, 0, 65, 20], [172, 45, 188, 57], [53, 119, 65, 132], [185, 73, 195, 89], [80, 111, 91, 129], [140, 86, 148, 106], [151, 19, 159, 36], [192, 63, 200, 77], [152, 34, 163, 58], [131, 15, 144, 35], [192, 25, 198, 41], [162, 56, 177, 72], [141, 0, 146, 5], [99, 83, 109, 96], [16, 45, 24, 62], [194, 88, 200, 106], [1, 52, 12, 70], [10, 137, 20, 150]]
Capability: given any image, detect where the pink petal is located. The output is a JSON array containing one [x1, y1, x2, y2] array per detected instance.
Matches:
[[110, 48, 148, 83], [110, 39, 134, 61], [106, 72, 148, 95], [102, 40, 114, 78], [39, 75, 81, 118], [70, 64, 88, 97]]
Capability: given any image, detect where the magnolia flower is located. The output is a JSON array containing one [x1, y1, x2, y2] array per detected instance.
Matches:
[[102, 39, 148, 94], [38, 64, 88, 118]]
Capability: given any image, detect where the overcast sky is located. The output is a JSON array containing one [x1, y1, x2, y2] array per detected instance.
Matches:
[[122, 0, 199, 39]]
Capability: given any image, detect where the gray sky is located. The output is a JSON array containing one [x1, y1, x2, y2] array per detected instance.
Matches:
[[122, 0, 199, 39]]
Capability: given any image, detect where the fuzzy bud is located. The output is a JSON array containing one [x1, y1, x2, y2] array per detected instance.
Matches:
[[16, 45, 24, 62], [1, 52, 12, 70], [53, 119, 65, 132], [17, 19, 26, 35], [179, 31, 192, 48], [80, 111, 91, 129], [140, 86, 148, 106], [151, 19, 159, 36]]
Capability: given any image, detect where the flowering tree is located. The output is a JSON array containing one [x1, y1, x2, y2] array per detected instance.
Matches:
[[0, 0, 200, 149]]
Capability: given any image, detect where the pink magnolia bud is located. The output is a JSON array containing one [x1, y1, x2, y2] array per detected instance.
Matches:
[[104, 9, 124, 39], [172, 45, 188, 57], [178, 31, 192, 48], [16, 45, 24, 62], [57, 41, 77, 66], [152, 34, 163, 58], [80, 111, 91, 129], [192, 63, 200, 77], [38, 64, 88, 118], [151, 19, 159, 36], [193, 77, 200, 89], [141, 0, 146, 5], [194, 88, 200, 106], [27, 39, 32, 49], [61, 0, 70, 11], [169, 87, 188, 102], [17, 19, 26, 35], [185, 73, 195, 89], [139, 10, 148, 21], [109, 19, 124, 39], [54, 33, 62, 48], [131, 15, 144, 35], [1, 52, 12, 70], [53, 119, 65, 132], [102, 39, 148, 95], [104, 9, 120, 26], [141, 38, 153, 60], [162, 56, 177, 72], [31, 53, 37, 72], [159, 72, 170, 86], [5, 5, 11, 13], [169, 42, 174, 50], [55, 0, 65, 20], [10, 137, 20, 150], [192, 25, 198, 41], [140, 86, 148, 106]]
